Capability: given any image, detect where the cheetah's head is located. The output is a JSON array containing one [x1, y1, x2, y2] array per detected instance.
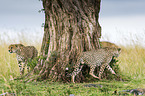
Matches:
[[8, 44, 24, 53], [113, 48, 121, 57]]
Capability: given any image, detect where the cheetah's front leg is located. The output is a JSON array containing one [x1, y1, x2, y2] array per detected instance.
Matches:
[[20, 61, 27, 75], [106, 65, 116, 75], [18, 61, 23, 75]]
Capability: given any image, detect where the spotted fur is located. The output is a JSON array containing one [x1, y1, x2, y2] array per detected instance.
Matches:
[[71, 47, 121, 83], [8, 44, 38, 75]]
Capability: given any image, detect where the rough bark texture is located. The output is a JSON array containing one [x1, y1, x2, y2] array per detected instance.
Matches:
[[26, 0, 102, 83]]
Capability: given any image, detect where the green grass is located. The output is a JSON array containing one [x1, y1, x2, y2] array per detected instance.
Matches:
[[0, 78, 145, 96], [0, 34, 145, 95]]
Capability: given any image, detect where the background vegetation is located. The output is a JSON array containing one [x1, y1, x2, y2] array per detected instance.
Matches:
[[0, 33, 145, 95]]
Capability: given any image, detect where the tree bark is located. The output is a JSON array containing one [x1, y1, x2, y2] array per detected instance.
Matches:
[[26, 0, 102, 83]]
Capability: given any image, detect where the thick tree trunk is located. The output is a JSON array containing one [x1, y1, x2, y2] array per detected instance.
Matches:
[[26, 0, 102, 82]]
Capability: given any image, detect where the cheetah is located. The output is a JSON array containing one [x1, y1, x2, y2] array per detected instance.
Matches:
[[100, 41, 119, 48], [71, 47, 121, 83], [100, 41, 120, 63], [8, 44, 38, 75]]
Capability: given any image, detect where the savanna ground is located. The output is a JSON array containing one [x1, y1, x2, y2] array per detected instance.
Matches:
[[0, 33, 145, 96]]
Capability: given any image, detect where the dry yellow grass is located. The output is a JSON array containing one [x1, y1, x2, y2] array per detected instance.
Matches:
[[0, 36, 145, 80], [0, 44, 19, 79], [0, 43, 41, 79], [119, 46, 145, 79], [0, 32, 41, 79]]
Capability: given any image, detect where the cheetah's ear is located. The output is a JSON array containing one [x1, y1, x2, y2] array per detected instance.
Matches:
[[20, 44, 24, 46], [19, 44, 24, 47], [118, 48, 121, 52]]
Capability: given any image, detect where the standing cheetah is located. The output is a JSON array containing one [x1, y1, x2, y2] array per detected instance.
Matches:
[[8, 44, 38, 75], [71, 47, 121, 83]]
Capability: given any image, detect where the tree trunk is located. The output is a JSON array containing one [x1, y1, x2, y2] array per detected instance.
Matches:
[[26, 0, 101, 83]]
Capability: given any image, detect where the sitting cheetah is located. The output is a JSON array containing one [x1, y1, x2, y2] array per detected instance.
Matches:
[[8, 44, 38, 75], [71, 47, 121, 83]]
